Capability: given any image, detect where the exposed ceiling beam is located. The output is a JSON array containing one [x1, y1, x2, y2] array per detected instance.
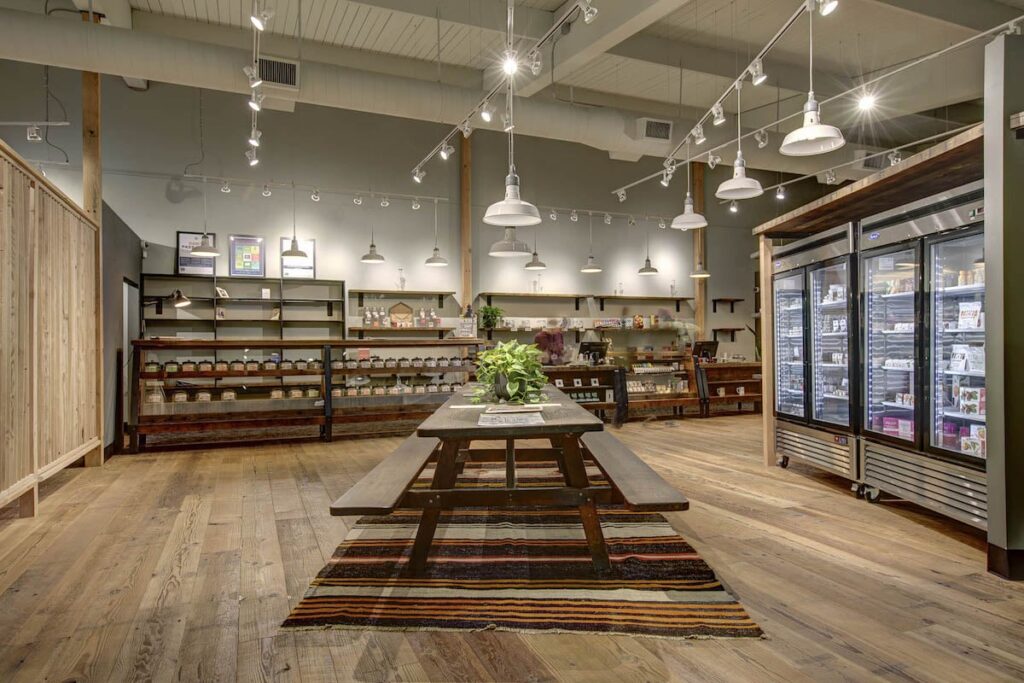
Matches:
[[607, 33, 852, 98], [516, 0, 692, 97], [865, 0, 1021, 32], [342, 0, 553, 40]]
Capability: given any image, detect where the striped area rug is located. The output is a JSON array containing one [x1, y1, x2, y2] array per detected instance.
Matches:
[[282, 462, 762, 639]]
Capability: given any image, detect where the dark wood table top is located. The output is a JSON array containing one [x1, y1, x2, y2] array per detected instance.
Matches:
[[416, 385, 604, 440]]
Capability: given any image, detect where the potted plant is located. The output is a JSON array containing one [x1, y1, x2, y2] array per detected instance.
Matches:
[[479, 305, 504, 330], [473, 340, 548, 403]]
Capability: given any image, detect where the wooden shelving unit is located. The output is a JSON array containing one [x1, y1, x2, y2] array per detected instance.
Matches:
[[696, 361, 763, 416], [544, 366, 627, 426], [129, 338, 485, 450]]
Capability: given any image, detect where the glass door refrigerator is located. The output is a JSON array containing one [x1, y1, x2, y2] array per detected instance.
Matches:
[[858, 182, 987, 528], [771, 225, 858, 480]]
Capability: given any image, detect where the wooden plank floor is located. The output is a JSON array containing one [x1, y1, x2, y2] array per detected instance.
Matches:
[[1, 416, 1022, 682]]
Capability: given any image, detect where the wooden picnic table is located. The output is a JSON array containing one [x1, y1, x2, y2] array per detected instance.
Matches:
[[331, 385, 688, 576]]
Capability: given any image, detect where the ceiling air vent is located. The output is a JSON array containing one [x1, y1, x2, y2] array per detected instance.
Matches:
[[853, 148, 886, 172], [258, 56, 300, 90], [636, 117, 673, 142]]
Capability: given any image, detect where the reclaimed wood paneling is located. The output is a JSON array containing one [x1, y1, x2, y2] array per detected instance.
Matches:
[[0, 141, 101, 514], [0, 157, 35, 508]]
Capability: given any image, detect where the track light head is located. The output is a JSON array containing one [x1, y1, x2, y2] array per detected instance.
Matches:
[[693, 124, 706, 145], [570, 210, 579, 222], [754, 129, 768, 149], [243, 64, 263, 88], [248, 127, 262, 147], [729, 200, 738, 213], [749, 58, 767, 86], [604, 213, 612, 225], [353, 195, 363, 205], [549, 209, 558, 221], [311, 189, 320, 202], [528, 51, 542, 76], [580, 1, 598, 24], [411, 198, 421, 210], [858, 93, 877, 111], [461, 121, 472, 138], [817, 0, 838, 16], [379, 196, 390, 208], [26, 125, 42, 142], [616, 189, 627, 203], [220, 181, 231, 193], [707, 153, 721, 170], [412, 168, 425, 184], [502, 114, 514, 132], [658, 218, 666, 229], [170, 289, 192, 308], [480, 101, 495, 123], [660, 169, 673, 188], [776, 185, 786, 200], [439, 143, 454, 161], [711, 102, 726, 126], [250, 6, 274, 31], [262, 184, 272, 197], [248, 91, 265, 112], [501, 50, 518, 76], [888, 150, 902, 166], [245, 148, 259, 166]]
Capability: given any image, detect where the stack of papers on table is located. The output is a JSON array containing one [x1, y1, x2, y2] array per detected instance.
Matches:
[[477, 413, 546, 427]]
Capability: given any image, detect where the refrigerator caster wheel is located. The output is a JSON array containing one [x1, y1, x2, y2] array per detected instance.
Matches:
[[851, 483, 865, 498], [777, 455, 790, 469], [864, 487, 882, 503]]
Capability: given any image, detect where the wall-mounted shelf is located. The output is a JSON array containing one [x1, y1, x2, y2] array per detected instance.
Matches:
[[351, 289, 455, 308], [712, 327, 744, 342], [477, 291, 693, 313], [712, 297, 745, 313], [349, 326, 455, 340]]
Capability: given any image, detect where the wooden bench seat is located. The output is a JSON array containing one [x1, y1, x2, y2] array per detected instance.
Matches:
[[581, 431, 689, 512], [330, 435, 439, 516]]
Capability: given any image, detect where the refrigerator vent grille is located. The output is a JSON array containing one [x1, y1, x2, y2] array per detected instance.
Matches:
[[776, 427, 852, 476], [862, 443, 987, 530]]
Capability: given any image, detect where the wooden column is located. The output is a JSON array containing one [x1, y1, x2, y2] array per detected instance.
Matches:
[[82, 22, 104, 466], [692, 162, 707, 338], [758, 236, 776, 468], [459, 134, 473, 311]]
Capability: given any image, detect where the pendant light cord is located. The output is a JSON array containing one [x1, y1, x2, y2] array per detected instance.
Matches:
[[433, 199, 439, 248], [291, 183, 298, 240], [808, 8, 814, 95], [201, 175, 208, 236], [588, 212, 594, 256], [506, 0, 516, 175], [736, 81, 742, 153]]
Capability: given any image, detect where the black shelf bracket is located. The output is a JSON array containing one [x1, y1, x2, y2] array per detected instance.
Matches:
[[327, 301, 334, 317], [712, 298, 743, 314], [357, 329, 365, 340], [486, 294, 493, 306], [438, 293, 445, 308], [575, 297, 581, 311], [675, 299, 681, 313], [357, 292, 364, 308], [712, 329, 739, 342], [598, 297, 605, 311]]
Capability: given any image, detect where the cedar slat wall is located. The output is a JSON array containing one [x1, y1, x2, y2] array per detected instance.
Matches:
[[0, 142, 101, 513]]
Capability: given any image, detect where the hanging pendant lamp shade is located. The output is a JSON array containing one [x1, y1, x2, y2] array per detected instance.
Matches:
[[672, 193, 708, 230], [580, 255, 602, 273], [425, 247, 449, 267], [638, 257, 659, 276], [361, 243, 385, 264], [524, 228, 546, 270], [191, 233, 219, 258], [488, 227, 532, 258], [716, 150, 763, 199], [190, 179, 220, 257], [282, 237, 307, 259], [483, 172, 541, 226], [424, 200, 449, 266], [779, 10, 844, 156], [779, 94, 845, 156], [690, 261, 710, 279]]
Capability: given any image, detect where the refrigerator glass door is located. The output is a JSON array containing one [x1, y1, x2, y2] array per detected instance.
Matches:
[[929, 233, 986, 459], [774, 271, 806, 418], [863, 246, 919, 444], [810, 260, 851, 426]]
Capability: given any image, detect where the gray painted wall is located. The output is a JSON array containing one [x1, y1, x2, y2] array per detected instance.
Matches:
[[0, 58, 833, 363], [101, 203, 142, 449]]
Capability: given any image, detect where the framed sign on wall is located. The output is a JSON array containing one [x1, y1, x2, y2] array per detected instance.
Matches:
[[280, 237, 316, 279], [229, 234, 266, 277], [176, 230, 216, 276]]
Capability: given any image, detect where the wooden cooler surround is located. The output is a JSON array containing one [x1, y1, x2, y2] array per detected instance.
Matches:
[[0, 140, 103, 517]]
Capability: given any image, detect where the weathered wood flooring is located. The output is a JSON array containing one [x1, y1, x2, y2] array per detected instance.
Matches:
[[0, 415, 1021, 682]]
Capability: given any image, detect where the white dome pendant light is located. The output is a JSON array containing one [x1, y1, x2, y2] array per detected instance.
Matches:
[[190, 179, 220, 258], [638, 223, 658, 276], [716, 82, 763, 200], [780, 2, 845, 156], [580, 212, 602, 273], [690, 261, 710, 279], [360, 199, 385, 264], [424, 199, 449, 267], [524, 227, 546, 270], [488, 227, 532, 258], [282, 185, 308, 260], [483, 0, 541, 228]]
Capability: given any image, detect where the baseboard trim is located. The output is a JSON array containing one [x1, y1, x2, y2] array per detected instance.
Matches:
[[988, 544, 1024, 580]]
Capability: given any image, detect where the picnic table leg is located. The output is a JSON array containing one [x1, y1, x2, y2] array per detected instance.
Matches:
[[560, 435, 612, 575], [408, 439, 461, 576], [548, 438, 571, 485]]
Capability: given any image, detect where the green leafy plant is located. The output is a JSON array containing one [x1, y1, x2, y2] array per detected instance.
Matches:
[[473, 340, 548, 404], [479, 305, 504, 330]]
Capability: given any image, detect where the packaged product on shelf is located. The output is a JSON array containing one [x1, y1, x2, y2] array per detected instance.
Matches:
[[222, 389, 237, 401], [306, 388, 320, 398], [144, 360, 161, 373], [960, 436, 984, 456], [165, 361, 180, 373], [288, 388, 304, 399], [959, 387, 981, 415], [295, 360, 309, 371], [198, 361, 213, 372], [196, 390, 212, 402], [966, 346, 985, 373], [172, 390, 188, 403], [181, 361, 197, 372], [898, 419, 914, 440], [331, 387, 342, 398], [384, 358, 398, 369], [271, 388, 285, 399], [957, 301, 982, 329]]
